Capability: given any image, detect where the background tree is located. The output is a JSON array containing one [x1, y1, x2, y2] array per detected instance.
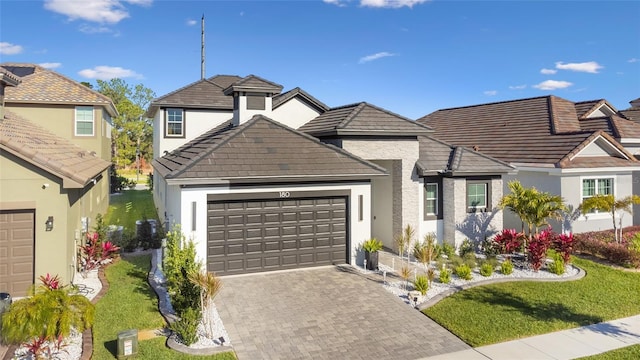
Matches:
[[580, 194, 640, 243], [94, 79, 156, 169]]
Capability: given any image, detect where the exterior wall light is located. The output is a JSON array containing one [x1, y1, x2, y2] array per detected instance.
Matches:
[[45, 216, 54, 231]]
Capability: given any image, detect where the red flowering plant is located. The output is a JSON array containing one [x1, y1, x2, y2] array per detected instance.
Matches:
[[81, 231, 120, 271], [39, 273, 62, 290], [552, 232, 575, 264], [493, 229, 524, 255], [528, 228, 553, 271]]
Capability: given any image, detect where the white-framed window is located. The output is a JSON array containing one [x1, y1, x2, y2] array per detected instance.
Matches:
[[581, 177, 614, 213], [165, 108, 184, 137], [425, 183, 438, 216], [75, 106, 94, 136], [467, 181, 489, 212]]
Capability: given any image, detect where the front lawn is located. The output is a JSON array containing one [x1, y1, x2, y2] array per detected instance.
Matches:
[[576, 344, 640, 359], [104, 189, 158, 232], [92, 254, 235, 360], [423, 257, 640, 347]]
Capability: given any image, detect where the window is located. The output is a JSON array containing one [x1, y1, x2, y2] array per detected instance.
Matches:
[[425, 183, 438, 216], [467, 181, 490, 212], [165, 108, 184, 137], [582, 178, 613, 213], [75, 106, 94, 136], [247, 95, 265, 110]]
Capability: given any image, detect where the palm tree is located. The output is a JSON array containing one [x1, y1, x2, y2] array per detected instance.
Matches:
[[499, 180, 532, 234], [580, 194, 640, 243]]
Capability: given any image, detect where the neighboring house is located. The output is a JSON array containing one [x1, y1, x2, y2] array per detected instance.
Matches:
[[417, 95, 640, 234], [0, 68, 112, 297], [150, 75, 512, 276]]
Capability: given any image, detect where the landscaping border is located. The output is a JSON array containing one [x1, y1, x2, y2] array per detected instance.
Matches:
[[417, 264, 586, 310]]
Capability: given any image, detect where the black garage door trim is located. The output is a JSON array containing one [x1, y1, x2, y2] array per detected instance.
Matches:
[[207, 192, 349, 276]]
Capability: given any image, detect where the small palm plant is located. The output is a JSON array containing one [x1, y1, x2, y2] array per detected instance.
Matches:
[[188, 270, 223, 339], [399, 265, 411, 291]]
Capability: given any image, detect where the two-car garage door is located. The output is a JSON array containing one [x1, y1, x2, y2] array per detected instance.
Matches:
[[0, 210, 35, 297], [207, 195, 348, 276]]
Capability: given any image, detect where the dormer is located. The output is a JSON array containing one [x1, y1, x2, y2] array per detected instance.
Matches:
[[223, 75, 283, 126], [0, 68, 21, 119]]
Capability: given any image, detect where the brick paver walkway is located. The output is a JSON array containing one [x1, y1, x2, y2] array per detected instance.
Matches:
[[216, 265, 469, 360]]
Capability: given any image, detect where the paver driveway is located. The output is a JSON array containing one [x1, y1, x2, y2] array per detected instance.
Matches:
[[215, 265, 469, 360]]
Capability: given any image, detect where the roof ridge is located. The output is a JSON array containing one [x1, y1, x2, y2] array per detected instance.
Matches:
[[272, 87, 330, 111], [152, 78, 213, 103], [337, 102, 367, 129], [430, 95, 556, 113]]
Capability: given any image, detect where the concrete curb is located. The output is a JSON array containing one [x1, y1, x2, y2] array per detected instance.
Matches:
[[417, 264, 586, 311], [166, 333, 234, 356]]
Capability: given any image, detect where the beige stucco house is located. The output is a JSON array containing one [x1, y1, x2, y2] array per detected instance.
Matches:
[[0, 64, 116, 297]]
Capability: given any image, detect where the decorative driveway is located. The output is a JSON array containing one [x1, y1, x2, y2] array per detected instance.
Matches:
[[215, 265, 469, 360]]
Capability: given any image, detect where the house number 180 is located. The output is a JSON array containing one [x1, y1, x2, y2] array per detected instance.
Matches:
[[279, 191, 291, 198]]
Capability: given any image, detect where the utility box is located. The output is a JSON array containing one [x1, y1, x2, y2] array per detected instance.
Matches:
[[117, 329, 138, 359]]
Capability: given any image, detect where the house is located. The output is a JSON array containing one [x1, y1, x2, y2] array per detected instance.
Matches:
[[150, 75, 512, 276], [0, 64, 115, 297], [417, 95, 640, 234]]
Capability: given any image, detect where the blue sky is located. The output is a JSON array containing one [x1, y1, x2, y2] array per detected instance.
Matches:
[[1, 0, 639, 119]]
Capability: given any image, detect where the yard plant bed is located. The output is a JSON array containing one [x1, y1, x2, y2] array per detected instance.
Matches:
[[423, 257, 640, 347], [92, 254, 235, 360]]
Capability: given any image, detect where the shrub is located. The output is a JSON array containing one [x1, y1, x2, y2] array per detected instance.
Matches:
[[454, 264, 472, 280], [575, 231, 640, 268], [629, 232, 640, 253], [81, 231, 120, 271], [551, 232, 575, 264], [493, 229, 524, 254], [171, 306, 200, 346], [165, 225, 202, 315], [528, 229, 552, 271], [439, 268, 452, 284], [147, 172, 154, 191], [399, 265, 411, 290], [463, 252, 477, 268], [459, 239, 475, 257], [427, 268, 436, 286], [414, 275, 429, 295], [442, 243, 456, 258], [500, 259, 514, 275], [449, 255, 463, 268], [548, 253, 565, 275], [480, 262, 494, 277], [362, 238, 383, 252]]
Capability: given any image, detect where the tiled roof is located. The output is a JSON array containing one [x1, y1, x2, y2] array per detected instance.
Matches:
[[574, 99, 605, 119], [153, 115, 387, 183], [417, 136, 514, 176], [223, 74, 283, 95], [0, 110, 111, 188], [1, 63, 117, 117], [149, 75, 242, 113], [417, 95, 635, 168], [620, 108, 640, 125], [272, 87, 330, 112], [299, 102, 432, 137]]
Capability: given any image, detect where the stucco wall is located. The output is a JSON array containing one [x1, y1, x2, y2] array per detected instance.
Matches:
[[341, 138, 421, 245], [166, 182, 372, 269], [272, 97, 323, 129], [369, 160, 394, 249]]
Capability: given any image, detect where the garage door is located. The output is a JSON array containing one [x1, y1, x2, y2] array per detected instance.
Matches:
[[0, 210, 35, 297], [208, 196, 347, 275]]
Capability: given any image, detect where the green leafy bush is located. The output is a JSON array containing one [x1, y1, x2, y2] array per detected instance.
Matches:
[[414, 275, 429, 295], [500, 259, 514, 275], [170, 307, 200, 346], [480, 262, 494, 277], [454, 264, 472, 280], [449, 255, 463, 268], [548, 253, 565, 275], [442, 243, 456, 258], [439, 268, 451, 284], [362, 238, 383, 252], [164, 224, 201, 315], [463, 252, 477, 268], [459, 238, 475, 257]]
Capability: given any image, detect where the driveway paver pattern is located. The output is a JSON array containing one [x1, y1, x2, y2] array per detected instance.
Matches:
[[216, 265, 469, 360]]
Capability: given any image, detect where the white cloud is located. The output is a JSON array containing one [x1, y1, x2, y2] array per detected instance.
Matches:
[[555, 61, 603, 74], [78, 66, 142, 80], [540, 68, 557, 75], [484, 90, 497, 96], [533, 80, 573, 91], [324, 0, 348, 7], [359, 51, 396, 64], [39, 62, 62, 69], [509, 85, 526, 90], [0, 42, 23, 55], [44, 0, 152, 24], [79, 24, 114, 33], [360, 0, 429, 8], [628, 58, 639, 63], [186, 19, 197, 26]]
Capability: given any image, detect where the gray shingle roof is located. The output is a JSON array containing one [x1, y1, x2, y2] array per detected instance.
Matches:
[[1, 110, 111, 188], [223, 74, 283, 95], [152, 115, 387, 184], [621, 108, 640, 124], [299, 102, 432, 137], [272, 87, 330, 112], [417, 136, 514, 176], [417, 95, 637, 168], [148, 75, 242, 115]]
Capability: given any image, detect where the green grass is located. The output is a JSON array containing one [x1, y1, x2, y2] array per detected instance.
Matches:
[[92, 254, 235, 359], [423, 257, 640, 347], [575, 345, 640, 360], [104, 190, 158, 232]]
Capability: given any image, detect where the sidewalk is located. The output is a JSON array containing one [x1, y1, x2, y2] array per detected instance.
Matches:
[[424, 314, 640, 360]]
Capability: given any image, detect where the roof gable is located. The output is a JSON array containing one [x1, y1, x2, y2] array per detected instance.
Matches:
[[1, 63, 117, 117], [223, 75, 283, 95], [149, 75, 242, 114], [272, 87, 330, 112], [300, 102, 432, 137], [153, 115, 387, 183], [0, 110, 111, 188], [559, 131, 636, 168]]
